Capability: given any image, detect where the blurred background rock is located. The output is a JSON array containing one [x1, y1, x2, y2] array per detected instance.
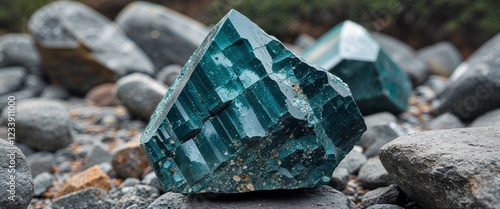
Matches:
[[1, 0, 499, 58]]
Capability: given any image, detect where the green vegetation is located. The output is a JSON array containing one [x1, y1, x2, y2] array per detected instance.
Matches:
[[0, 0, 498, 49], [0, 0, 56, 32], [206, 0, 500, 43]]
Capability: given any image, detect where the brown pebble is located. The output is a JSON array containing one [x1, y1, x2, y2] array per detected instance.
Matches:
[[54, 165, 111, 198]]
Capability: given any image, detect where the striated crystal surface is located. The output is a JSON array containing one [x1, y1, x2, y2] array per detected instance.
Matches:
[[301, 20, 412, 115], [141, 10, 366, 194]]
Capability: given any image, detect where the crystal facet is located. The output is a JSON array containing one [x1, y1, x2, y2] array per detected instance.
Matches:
[[301, 21, 412, 115], [141, 10, 366, 194]]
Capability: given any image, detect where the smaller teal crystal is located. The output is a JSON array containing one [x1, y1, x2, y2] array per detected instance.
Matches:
[[301, 20, 412, 115], [141, 10, 366, 194]]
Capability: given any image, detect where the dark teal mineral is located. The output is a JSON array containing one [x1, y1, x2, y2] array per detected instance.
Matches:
[[141, 10, 366, 194], [301, 20, 411, 115]]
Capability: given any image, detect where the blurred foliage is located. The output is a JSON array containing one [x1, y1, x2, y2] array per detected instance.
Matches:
[[206, 0, 500, 43], [0, 0, 498, 51], [0, 0, 56, 32]]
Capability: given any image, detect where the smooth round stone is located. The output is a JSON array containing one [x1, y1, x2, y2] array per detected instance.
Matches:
[[0, 66, 26, 95], [416, 41, 462, 77], [40, 85, 71, 100], [85, 83, 117, 107], [358, 158, 394, 189], [27, 151, 56, 177], [469, 108, 500, 127], [33, 172, 53, 196], [0, 34, 43, 77], [1, 98, 73, 151], [115, 73, 167, 121], [0, 138, 34, 209], [156, 64, 182, 86], [28, 1, 154, 95]]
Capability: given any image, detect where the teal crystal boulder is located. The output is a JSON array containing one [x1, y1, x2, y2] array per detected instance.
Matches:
[[301, 20, 412, 115], [141, 10, 367, 194]]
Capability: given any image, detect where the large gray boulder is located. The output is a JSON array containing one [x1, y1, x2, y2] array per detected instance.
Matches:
[[433, 33, 500, 121], [116, 1, 209, 70], [29, 1, 154, 95], [380, 127, 500, 209], [148, 185, 357, 209], [0, 138, 34, 209]]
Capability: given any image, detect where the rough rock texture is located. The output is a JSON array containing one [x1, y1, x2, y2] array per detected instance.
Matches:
[[114, 185, 159, 209], [366, 204, 404, 209], [470, 108, 500, 127], [116, 73, 168, 121], [47, 188, 114, 209], [55, 165, 111, 198], [0, 34, 43, 77], [0, 138, 34, 209], [111, 141, 150, 178], [147, 185, 357, 209], [433, 33, 500, 121], [416, 41, 462, 77], [116, 1, 209, 70], [380, 127, 500, 209], [1, 98, 72, 151], [302, 21, 412, 115], [141, 10, 366, 194], [28, 1, 154, 95], [361, 184, 400, 208]]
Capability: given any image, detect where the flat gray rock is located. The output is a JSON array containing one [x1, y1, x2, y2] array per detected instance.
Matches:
[[28, 151, 55, 177], [380, 126, 500, 209], [147, 185, 357, 209], [0, 138, 33, 209]]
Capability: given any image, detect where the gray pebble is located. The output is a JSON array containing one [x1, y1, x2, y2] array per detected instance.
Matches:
[[33, 172, 52, 196], [358, 158, 394, 189]]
